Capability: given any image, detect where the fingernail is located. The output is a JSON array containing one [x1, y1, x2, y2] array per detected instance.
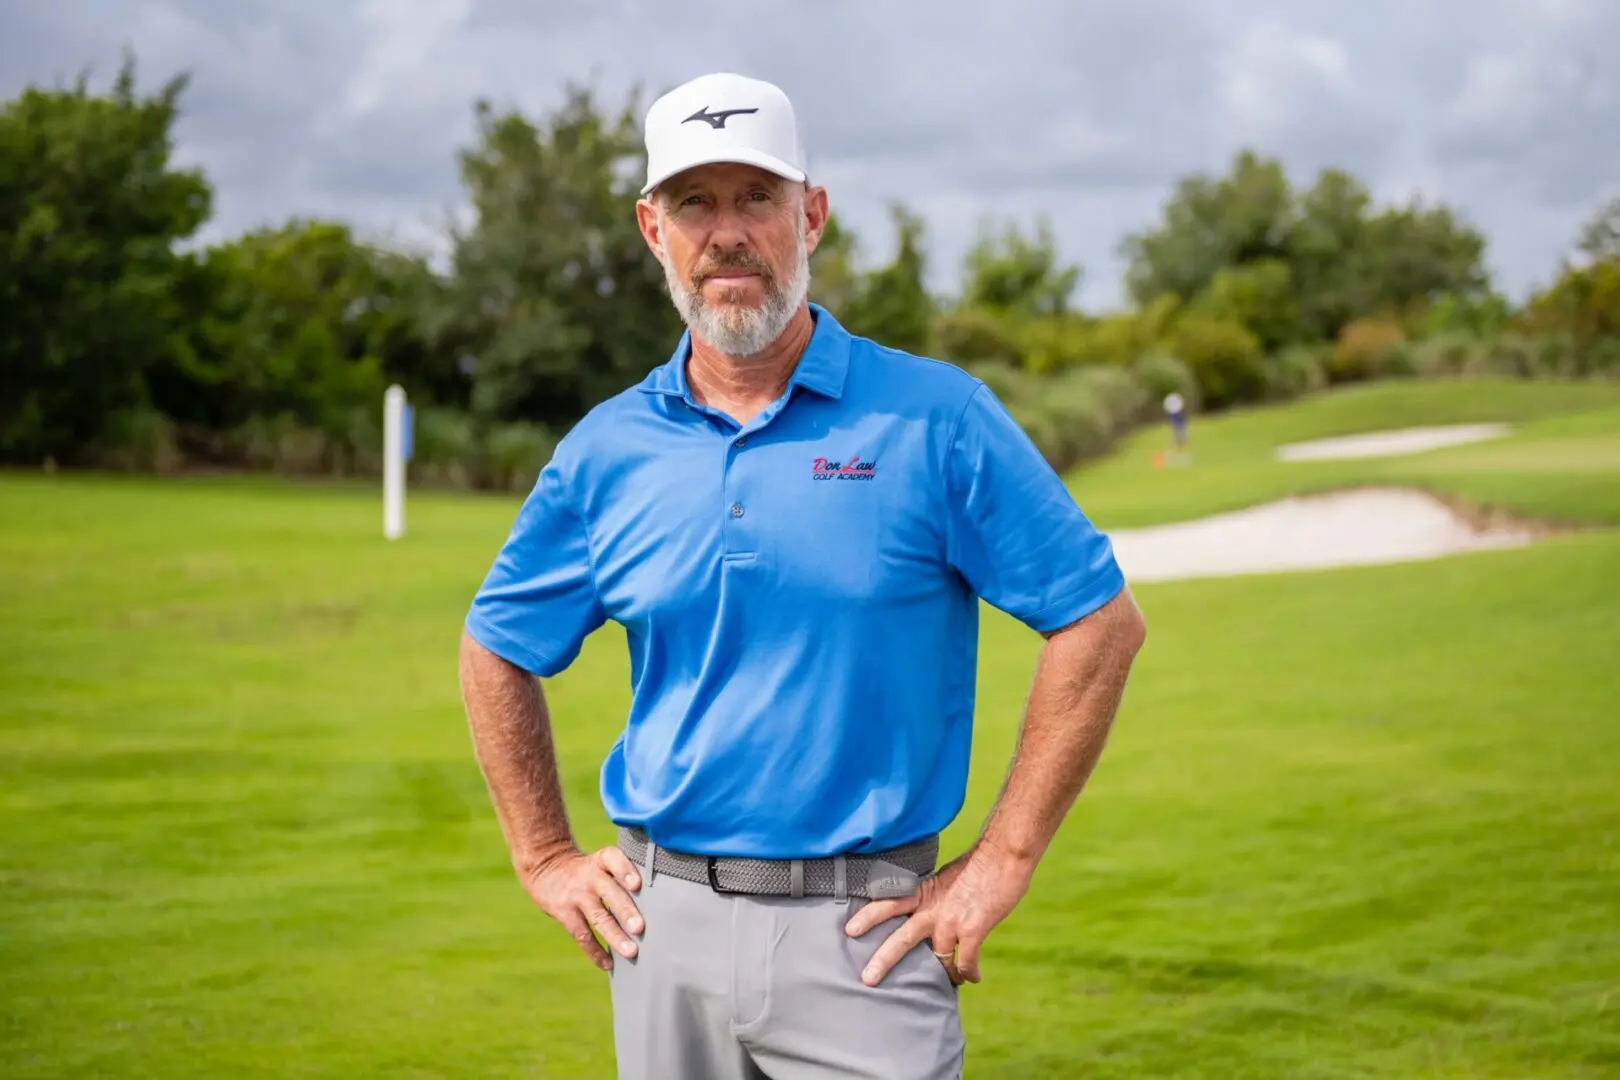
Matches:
[[861, 966, 876, 984], [627, 874, 639, 889], [620, 941, 637, 958], [629, 917, 643, 933]]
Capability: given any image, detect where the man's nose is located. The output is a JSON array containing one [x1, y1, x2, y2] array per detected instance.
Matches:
[[706, 203, 752, 248]]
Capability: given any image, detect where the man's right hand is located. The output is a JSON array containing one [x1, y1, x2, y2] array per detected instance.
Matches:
[[520, 844, 645, 972]]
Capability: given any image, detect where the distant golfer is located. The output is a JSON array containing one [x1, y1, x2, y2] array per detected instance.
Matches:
[[458, 72, 1147, 1080], [1164, 391, 1188, 450]]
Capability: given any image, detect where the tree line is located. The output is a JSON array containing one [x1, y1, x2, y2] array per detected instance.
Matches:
[[4, 56, 1617, 491]]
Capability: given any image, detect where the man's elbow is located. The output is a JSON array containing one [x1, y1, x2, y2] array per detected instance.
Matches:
[[1113, 587, 1148, 656]]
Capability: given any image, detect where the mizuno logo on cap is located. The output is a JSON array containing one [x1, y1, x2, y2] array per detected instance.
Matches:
[[683, 105, 758, 129]]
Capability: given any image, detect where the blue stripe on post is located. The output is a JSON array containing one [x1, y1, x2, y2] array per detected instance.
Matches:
[[401, 403, 414, 463]]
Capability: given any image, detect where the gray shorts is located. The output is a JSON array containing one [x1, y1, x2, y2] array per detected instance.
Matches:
[[608, 840, 965, 1079]]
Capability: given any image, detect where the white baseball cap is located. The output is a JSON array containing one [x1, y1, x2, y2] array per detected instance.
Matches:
[[641, 73, 807, 196]]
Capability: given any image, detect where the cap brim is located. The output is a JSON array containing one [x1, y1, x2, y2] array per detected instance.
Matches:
[[641, 146, 807, 196]]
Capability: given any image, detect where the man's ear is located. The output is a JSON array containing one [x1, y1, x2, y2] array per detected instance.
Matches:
[[802, 184, 831, 257], [635, 198, 665, 262]]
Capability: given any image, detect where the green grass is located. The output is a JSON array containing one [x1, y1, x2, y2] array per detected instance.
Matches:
[[2, 378, 1618, 1078], [1075, 378, 1620, 527]]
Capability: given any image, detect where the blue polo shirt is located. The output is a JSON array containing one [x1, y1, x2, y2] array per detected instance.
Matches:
[[465, 304, 1124, 859]]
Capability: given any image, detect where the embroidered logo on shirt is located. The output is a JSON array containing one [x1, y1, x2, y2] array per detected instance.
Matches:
[[811, 456, 877, 481]]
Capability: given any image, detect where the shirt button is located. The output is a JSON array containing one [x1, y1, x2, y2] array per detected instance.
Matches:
[[734, 436, 748, 449], [729, 503, 745, 519]]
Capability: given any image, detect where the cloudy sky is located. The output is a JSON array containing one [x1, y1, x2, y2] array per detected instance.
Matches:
[[4, 0, 1617, 310]]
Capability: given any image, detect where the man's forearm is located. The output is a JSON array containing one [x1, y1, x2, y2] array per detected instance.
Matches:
[[458, 631, 577, 875], [976, 589, 1146, 871]]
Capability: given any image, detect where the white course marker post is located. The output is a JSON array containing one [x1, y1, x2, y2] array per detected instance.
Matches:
[[383, 384, 410, 540]]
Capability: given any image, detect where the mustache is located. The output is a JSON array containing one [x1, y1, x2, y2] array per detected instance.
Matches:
[[691, 249, 774, 287]]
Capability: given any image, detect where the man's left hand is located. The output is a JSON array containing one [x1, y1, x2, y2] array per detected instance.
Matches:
[[845, 845, 1034, 987]]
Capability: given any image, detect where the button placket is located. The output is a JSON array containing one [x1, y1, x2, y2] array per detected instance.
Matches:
[[722, 427, 756, 555]]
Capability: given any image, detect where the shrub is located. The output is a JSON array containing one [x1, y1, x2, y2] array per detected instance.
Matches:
[[964, 360, 1038, 404], [1532, 333, 1583, 378], [1132, 352, 1202, 413], [1372, 340, 1419, 379], [998, 364, 1155, 472], [90, 407, 183, 474], [1084, 310, 1158, 368], [1012, 389, 1111, 471], [327, 405, 384, 476], [483, 422, 559, 493], [1004, 399, 1067, 468], [410, 407, 479, 487], [1014, 314, 1096, 374], [1583, 337, 1620, 379], [1411, 333, 1480, 378], [1471, 334, 1539, 378], [1073, 364, 1152, 433], [1263, 345, 1328, 400], [228, 412, 329, 474], [1330, 316, 1406, 382], [1168, 314, 1267, 410], [933, 308, 1020, 368]]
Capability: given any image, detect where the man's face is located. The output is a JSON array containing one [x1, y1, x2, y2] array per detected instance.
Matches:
[[637, 163, 829, 357]]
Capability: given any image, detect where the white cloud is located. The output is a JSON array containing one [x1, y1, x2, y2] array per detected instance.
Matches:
[[2, 0, 1617, 309], [1214, 21, 1396, 182]]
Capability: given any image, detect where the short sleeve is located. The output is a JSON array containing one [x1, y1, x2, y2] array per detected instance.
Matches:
[[945, 383, 1126, 632], [464, 455, 607, 677]]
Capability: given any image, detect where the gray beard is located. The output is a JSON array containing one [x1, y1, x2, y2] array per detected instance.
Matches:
[[660, 213, 812, 358]]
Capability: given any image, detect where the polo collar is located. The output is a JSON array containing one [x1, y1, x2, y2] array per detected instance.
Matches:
[[638, 303, 851, 402]]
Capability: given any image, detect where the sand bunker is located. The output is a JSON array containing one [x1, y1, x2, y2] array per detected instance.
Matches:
[[1108, 487, 1538, 583], [1276, 423, 1510, 462]]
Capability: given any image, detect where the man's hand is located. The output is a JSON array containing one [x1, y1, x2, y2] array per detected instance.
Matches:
[[845, 845, 1034, 987], [521, 844, 646, 972]]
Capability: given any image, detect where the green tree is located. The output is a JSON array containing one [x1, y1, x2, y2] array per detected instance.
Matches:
[[842, 202, 936, 354], [1509, 196, 1620, 373], [0, 54, 211, 463], [1120, 150, 1293, 309], [1122, 153, 1490, 345], [1284, 168, 1374, 341], [1189, 258, 1300, 351], [1168, 313, 1266, 409], [1415, 289, 1513, 341], [1575, 194, 1620, 264], [960, 214, 1081, 319], [1521, 258, 1620, 350], [807, 210, 863, 317], [433, 86, 680, 428], [156, 219, 441, 441], [1358, 199, 1489, 323]]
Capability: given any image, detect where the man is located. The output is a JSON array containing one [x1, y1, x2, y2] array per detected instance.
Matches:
[[1164, 391, 1189, 452], [458, 71, 1147, 1080]]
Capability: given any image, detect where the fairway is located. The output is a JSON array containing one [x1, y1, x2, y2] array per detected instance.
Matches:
[[2, 380, 1617, 1078]]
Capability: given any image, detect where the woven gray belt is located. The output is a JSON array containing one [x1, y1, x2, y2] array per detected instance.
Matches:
[[617, 827, 938, 900]]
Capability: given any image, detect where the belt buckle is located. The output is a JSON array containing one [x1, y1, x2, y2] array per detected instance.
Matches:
[[705, 856, 748, 895]]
